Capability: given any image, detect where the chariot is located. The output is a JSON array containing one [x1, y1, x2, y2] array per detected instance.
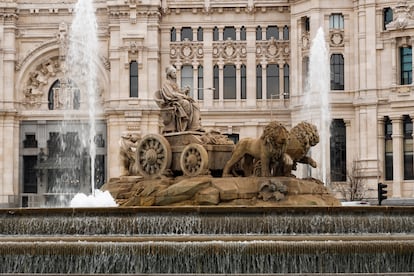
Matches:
[[136, 131, 235, 179]]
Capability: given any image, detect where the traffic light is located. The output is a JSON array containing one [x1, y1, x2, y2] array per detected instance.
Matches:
[[378, 183, 388, 206]]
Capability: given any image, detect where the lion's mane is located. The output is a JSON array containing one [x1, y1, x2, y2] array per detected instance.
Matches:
[[286, 121, 319, 169]]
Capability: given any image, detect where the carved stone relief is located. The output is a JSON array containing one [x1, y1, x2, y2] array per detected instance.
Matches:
[[256, 39, 290, 63], [330, 30, 344, 47], [386, 1, 414, 30], [212, 40, 247, 63], [23, 57, 61, 108], [170, 41, 204, 64]]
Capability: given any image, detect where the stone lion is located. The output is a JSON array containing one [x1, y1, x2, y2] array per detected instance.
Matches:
[[222, 121, 292, 177], [284, 121, 319, 173]]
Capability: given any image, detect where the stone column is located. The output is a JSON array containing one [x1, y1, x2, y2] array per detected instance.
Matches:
[[261, 61, 267, 100], [377, 117, 385, 183], [235, 62, 241, 101], [279, 62, 284, 99], [218, 61, 224, 106], [391, 115, 403, 197], [203, 27, 213, 108], [192, 62, 199, 100], [176, 27, 181, 41], [246, 26, 256, 107], [390, 40, 397, 87]]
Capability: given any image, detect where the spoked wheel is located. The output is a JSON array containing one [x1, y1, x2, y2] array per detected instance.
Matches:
[[136, 134, 172, 179], [180, 143, 209, 177]]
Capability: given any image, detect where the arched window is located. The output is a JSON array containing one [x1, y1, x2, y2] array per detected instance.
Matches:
[[403, 115, 414, 180], [181, 27, 193, 41], [330, 119, 346, 182], [256, 64, 262, 99], [223, 64, 236, 99], [266, 64, 279, 99], [223, 26, 236, 40], [283, 64, 289, 99], [241, 64, 246, 99], [240, 26, 246, 41], [330, 54, 344, 90], [197, 27, 203, 41], [48, 79, 80, 110], [256, 26, 262, 40], [213, 26, 219, 41], [170, 27, 176, 42], [129, 60, 138, 97], [283, 25, 289, 40], [266, 25, 279, 40], [384, 116, 393, 180], [181, 65, 193, 97], [197, 65, 203, 100], [213, 65, 219, 99]]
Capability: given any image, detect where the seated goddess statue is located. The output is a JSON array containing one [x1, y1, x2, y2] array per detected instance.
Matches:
[[158, 65, 203, 132]]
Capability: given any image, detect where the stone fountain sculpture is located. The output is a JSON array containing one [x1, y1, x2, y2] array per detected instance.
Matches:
[[102, 65, 340, 207]]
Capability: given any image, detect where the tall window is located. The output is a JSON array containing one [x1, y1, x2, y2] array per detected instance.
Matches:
[[213, 26, 219, 41], [256, 64, 262, 99], [170, 27, 176, 42], [197, 27, 203, 41], [330, 54, 344, 90], [403, 115, 414, 180], [223, 26, 236, 40], [266, 64, 279, 99], [23, 156, 37, 193], [283, 64, 290, 99], [283, 25, 289, 40], [241, 64, 246, 99], [213, 65, 219, 99], [240, 26, 246, 41], [384, 116, 393, 180], [223, 64, 236, 99], [256, 26, 262, 40], [181, 27, 193, 41], [383, 7, 393, 30], [330, 119, 346, 182], [197, 65, 203, 100], [401, 47, 412, 85], [303, 16, 310, 32], [266, 25, 279, 40], [130, 61, 138, 97], [181, 65, 193, 97], [329, 13, 344, 29]]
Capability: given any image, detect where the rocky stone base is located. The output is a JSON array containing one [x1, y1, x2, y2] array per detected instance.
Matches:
[[101, 176, 341, 207]]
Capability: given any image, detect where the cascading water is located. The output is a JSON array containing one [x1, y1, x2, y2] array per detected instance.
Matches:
[[302, 27, 331, 185]]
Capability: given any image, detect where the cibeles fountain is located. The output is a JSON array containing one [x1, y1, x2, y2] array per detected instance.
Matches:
[[1, 0, 414, 275]]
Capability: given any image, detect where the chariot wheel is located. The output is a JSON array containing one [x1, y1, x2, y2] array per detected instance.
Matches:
[[136, 134, 172, 178], [180, 143, 209, 177]]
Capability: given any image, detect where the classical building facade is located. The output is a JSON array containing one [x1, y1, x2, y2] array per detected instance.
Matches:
[[0, 0, 413, 207]]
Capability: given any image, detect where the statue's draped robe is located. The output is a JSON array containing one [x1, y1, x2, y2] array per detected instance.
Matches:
[[160, 79, 201, 132]]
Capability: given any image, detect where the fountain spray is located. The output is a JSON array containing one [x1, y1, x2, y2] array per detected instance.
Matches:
[[66, 0, 98, 194], [303, 27, 331, 185]]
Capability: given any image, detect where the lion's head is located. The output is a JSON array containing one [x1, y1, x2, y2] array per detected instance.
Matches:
[[288, 121, 319, 157], [260, 121, 290, 158]]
